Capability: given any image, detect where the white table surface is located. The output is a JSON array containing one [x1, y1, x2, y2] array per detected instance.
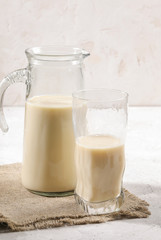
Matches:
[[0, 107, 161, 240]]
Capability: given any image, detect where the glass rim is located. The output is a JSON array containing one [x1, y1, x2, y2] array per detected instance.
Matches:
[[72, 88, 128, 102], [25, 45, 90, 61]]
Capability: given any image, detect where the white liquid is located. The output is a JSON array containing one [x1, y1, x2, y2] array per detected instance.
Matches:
[[22, 95, 76, 192], [75, 135, 125, 202]]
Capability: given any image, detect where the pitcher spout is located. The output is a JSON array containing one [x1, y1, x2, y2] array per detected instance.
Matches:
[[82, 49, 90, 59]]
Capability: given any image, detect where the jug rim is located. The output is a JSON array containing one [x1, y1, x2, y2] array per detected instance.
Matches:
[[25, 46, 90, 61]]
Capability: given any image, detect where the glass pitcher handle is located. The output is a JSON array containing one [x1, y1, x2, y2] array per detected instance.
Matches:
[[0, 68, 30, 132]]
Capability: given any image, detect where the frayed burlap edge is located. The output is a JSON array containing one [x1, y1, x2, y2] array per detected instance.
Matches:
[[0, 163, 151, 232], [0, 189, 151, 232]]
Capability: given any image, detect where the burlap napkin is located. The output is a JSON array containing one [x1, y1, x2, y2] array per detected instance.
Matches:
[[0, 163, 150, 232]]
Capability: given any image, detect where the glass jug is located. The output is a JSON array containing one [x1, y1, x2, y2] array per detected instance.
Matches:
[[0, 46, 90, 196]]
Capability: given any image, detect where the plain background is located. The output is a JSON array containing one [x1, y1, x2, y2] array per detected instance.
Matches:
[[0, 0, 161, 106]]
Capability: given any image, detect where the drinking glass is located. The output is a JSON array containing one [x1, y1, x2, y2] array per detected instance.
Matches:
[[72, 89, 128, 214]]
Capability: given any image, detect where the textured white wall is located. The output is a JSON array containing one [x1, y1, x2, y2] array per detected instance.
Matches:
[[0, 0, 161, 106]]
